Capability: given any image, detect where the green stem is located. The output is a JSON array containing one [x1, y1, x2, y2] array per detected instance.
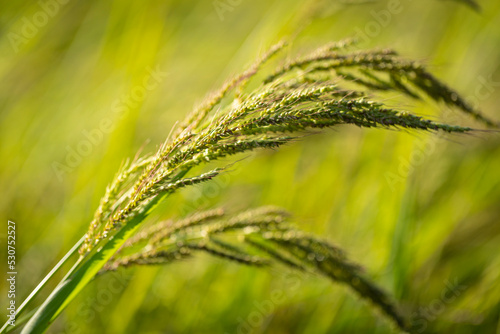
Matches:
[[0, 236, 85, 334], [5, 308, 38, 334], [20, 170, 190, 334]]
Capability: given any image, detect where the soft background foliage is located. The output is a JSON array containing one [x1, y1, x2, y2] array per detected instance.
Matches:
[[1, 0, 499, 333]]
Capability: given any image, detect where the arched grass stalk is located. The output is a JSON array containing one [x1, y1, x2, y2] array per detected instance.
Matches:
[[12, 38, 497, 334], [102, 207, 409, 330]]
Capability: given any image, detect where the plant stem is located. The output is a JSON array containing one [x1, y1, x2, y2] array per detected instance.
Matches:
[[5, 308, 38, 334], [20, 170, 190, 334], [0, 236, 85, 334]]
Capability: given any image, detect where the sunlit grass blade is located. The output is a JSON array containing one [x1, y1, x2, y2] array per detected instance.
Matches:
[[20, 200, 156, 334], [0, 236, 84, 334]]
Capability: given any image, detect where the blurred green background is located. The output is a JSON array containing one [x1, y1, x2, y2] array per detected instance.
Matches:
[[1, 0, 500, 333]]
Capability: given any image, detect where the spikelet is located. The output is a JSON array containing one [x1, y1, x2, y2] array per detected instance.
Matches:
[[103, 207, 411, 332], [80, 39, 496, 256]]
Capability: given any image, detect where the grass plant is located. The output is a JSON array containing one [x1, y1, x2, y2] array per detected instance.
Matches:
[[3, 36, 496, 334]]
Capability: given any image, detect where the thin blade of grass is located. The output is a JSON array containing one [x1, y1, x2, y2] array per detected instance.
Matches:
[[20, 206, 152, 334], [20, 170, 190, 334], [0, 236, 84, 334]]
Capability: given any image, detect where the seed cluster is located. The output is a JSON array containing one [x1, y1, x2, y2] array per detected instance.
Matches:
[[102, 207, 408, 331], [78, 39, 496, 333]]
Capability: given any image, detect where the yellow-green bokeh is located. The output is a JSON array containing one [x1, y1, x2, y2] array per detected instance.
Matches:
[[1, 0, 499, 333]]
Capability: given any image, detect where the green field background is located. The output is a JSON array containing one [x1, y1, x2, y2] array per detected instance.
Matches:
[[1, 0, 499, 333]]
